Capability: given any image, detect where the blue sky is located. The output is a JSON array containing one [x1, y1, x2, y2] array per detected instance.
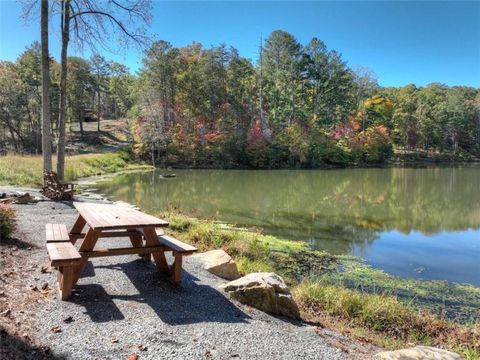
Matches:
[[0, 1, 479, 87]]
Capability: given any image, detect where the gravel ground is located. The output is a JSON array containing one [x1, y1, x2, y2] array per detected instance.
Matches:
[[1, 187, 352, 360]]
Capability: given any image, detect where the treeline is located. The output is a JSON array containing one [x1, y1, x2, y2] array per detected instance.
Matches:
[[0, 42, 133, 153], [132, 31, 480, 167], [2, 31, 480, 167]]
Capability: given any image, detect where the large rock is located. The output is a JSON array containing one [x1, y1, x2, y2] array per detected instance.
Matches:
[[375, 346, 464, 360], [194, 249, 240, 280], [220, 272, 300, 319]]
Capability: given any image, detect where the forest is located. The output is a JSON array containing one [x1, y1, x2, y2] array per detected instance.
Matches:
[[2, 30, 480, 167]]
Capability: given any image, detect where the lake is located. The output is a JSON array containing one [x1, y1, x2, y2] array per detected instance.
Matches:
[[94, 166, 480, 286]]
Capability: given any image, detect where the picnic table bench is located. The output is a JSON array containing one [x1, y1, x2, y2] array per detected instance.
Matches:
[[46, 202, 197, 300]]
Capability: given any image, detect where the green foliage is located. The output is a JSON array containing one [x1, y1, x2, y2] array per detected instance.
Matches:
[[2, 34, 479, 166], [0, 203, 15, 239]]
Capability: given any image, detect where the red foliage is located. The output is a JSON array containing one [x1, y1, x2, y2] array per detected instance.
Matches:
[[203, 131, 223, 143], [247, 120, 264, 146]]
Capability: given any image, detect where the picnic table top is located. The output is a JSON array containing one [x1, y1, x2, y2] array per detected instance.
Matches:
[[73, 201, 169, 231]]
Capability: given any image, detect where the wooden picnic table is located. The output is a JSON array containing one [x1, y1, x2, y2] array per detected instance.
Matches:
[[45, 201, 196, 300], [69, 201, 170, 283]]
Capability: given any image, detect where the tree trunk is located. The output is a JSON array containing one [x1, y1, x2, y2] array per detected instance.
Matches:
[[97, 76, 101, 132], [79, 108, 84, 139], [41, 0, 52, 177], [57, 0, 70, 180]]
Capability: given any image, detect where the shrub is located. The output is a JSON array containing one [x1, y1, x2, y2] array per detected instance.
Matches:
[[0, 203, 15, 239]]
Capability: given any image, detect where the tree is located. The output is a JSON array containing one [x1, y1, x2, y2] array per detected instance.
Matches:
[[41, 0, 52, 173], [263, 30, 305, 129], [304, 38, 355, 126], [89, 54, 109, 132], [108, 62, 134, 118], [392, 84, 418, 148], [16, 43, 42, 152], [55, 0, 152, 179], [57, 0, 71, 180], [0, 62, 29, 152], [67, 56, 94, 138]]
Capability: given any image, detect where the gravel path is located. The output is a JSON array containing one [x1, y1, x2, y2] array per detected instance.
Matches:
[[1, 187, 351, 360]]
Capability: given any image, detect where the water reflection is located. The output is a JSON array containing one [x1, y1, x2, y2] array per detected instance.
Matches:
[[95, 167, 480, 285]]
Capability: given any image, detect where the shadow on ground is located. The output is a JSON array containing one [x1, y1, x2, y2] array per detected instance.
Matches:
[[0, 327, 67, 360], [71, 259, 251, 326], [0, 236, 40, 250]]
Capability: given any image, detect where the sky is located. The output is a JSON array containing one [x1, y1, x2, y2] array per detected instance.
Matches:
[[0, 0, 479, 87]]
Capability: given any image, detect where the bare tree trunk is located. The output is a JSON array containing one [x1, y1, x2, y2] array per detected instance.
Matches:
[[57, 0, 70, 180], [97, 82, 101, 132], [79, 108, 84, 139], [41, 0, 52, 177]]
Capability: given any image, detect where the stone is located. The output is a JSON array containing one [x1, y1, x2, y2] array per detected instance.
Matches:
[[375, 346, 464, 360], [220, 272, 300, 319], [194, 249, 240, 280]]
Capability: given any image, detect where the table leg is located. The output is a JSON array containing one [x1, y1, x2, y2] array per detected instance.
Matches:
[[129, 233, 148, 260], [72, 228, 99, 286], [143, 227, 169, 273], [69, 215, 86, 245], [59, 266, 74, 300], [171, 253, 183, 284]]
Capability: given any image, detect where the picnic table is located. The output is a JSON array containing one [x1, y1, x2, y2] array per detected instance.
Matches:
[[46, 202, 197, 300]]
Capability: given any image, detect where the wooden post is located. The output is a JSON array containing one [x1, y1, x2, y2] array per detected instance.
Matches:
[[60, 266, 74, 300], [143, 227, 169, 273], [69, 215, 86, 244], [171, 253, 183, 284], [72, 228, 99, 285]]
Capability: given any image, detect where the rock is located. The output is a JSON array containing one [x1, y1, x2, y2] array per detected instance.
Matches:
[[375, 346, 464, 360], [194, 249, 240, 280], [220, 272, 300, 319]]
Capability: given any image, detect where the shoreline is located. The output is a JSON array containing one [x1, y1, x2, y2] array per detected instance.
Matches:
[[2, 185, 479, 358]]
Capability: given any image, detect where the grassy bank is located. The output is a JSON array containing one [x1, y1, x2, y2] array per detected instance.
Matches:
[[0, 148, 151, 187], [160, 210, 480, 359]]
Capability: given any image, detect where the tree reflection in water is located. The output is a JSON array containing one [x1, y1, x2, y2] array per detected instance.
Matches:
[[96, 166, 480, 284]]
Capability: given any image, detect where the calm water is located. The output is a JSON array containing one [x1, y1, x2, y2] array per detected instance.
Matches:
[[95, 167, 480, 286]]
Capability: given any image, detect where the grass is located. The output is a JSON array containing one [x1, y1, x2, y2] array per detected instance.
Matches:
[[0, 148, 151, 187], [294, 280, 480, 359], [320, 256, 480, 325], [160, 209, 480, 359]]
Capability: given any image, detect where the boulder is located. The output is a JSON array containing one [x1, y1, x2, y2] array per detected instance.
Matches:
[[375, 346, 464, 360], [220, 272, 300, 319], [194, 249, 240, 280]]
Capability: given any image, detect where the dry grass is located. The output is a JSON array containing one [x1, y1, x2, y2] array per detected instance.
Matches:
[[0, 149, 150, 187], [294, 279, 480, 359]]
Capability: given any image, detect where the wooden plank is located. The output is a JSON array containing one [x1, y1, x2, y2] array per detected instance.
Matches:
[[47, 242, 81, 267], [60, 224, 69, 241], [70, 230, 143, 239], [73, 202, 168, 230], [59, 266, 74, 300], [82, 245, 169, 258], [143, 227, 169, 273], [158, 235, 197, 253], [52, 224, 61, 241], [45, 224, 54, 241], [171, 253, 183, 284], [72, 228, 100, 286], [46, 224, 71, 243]]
